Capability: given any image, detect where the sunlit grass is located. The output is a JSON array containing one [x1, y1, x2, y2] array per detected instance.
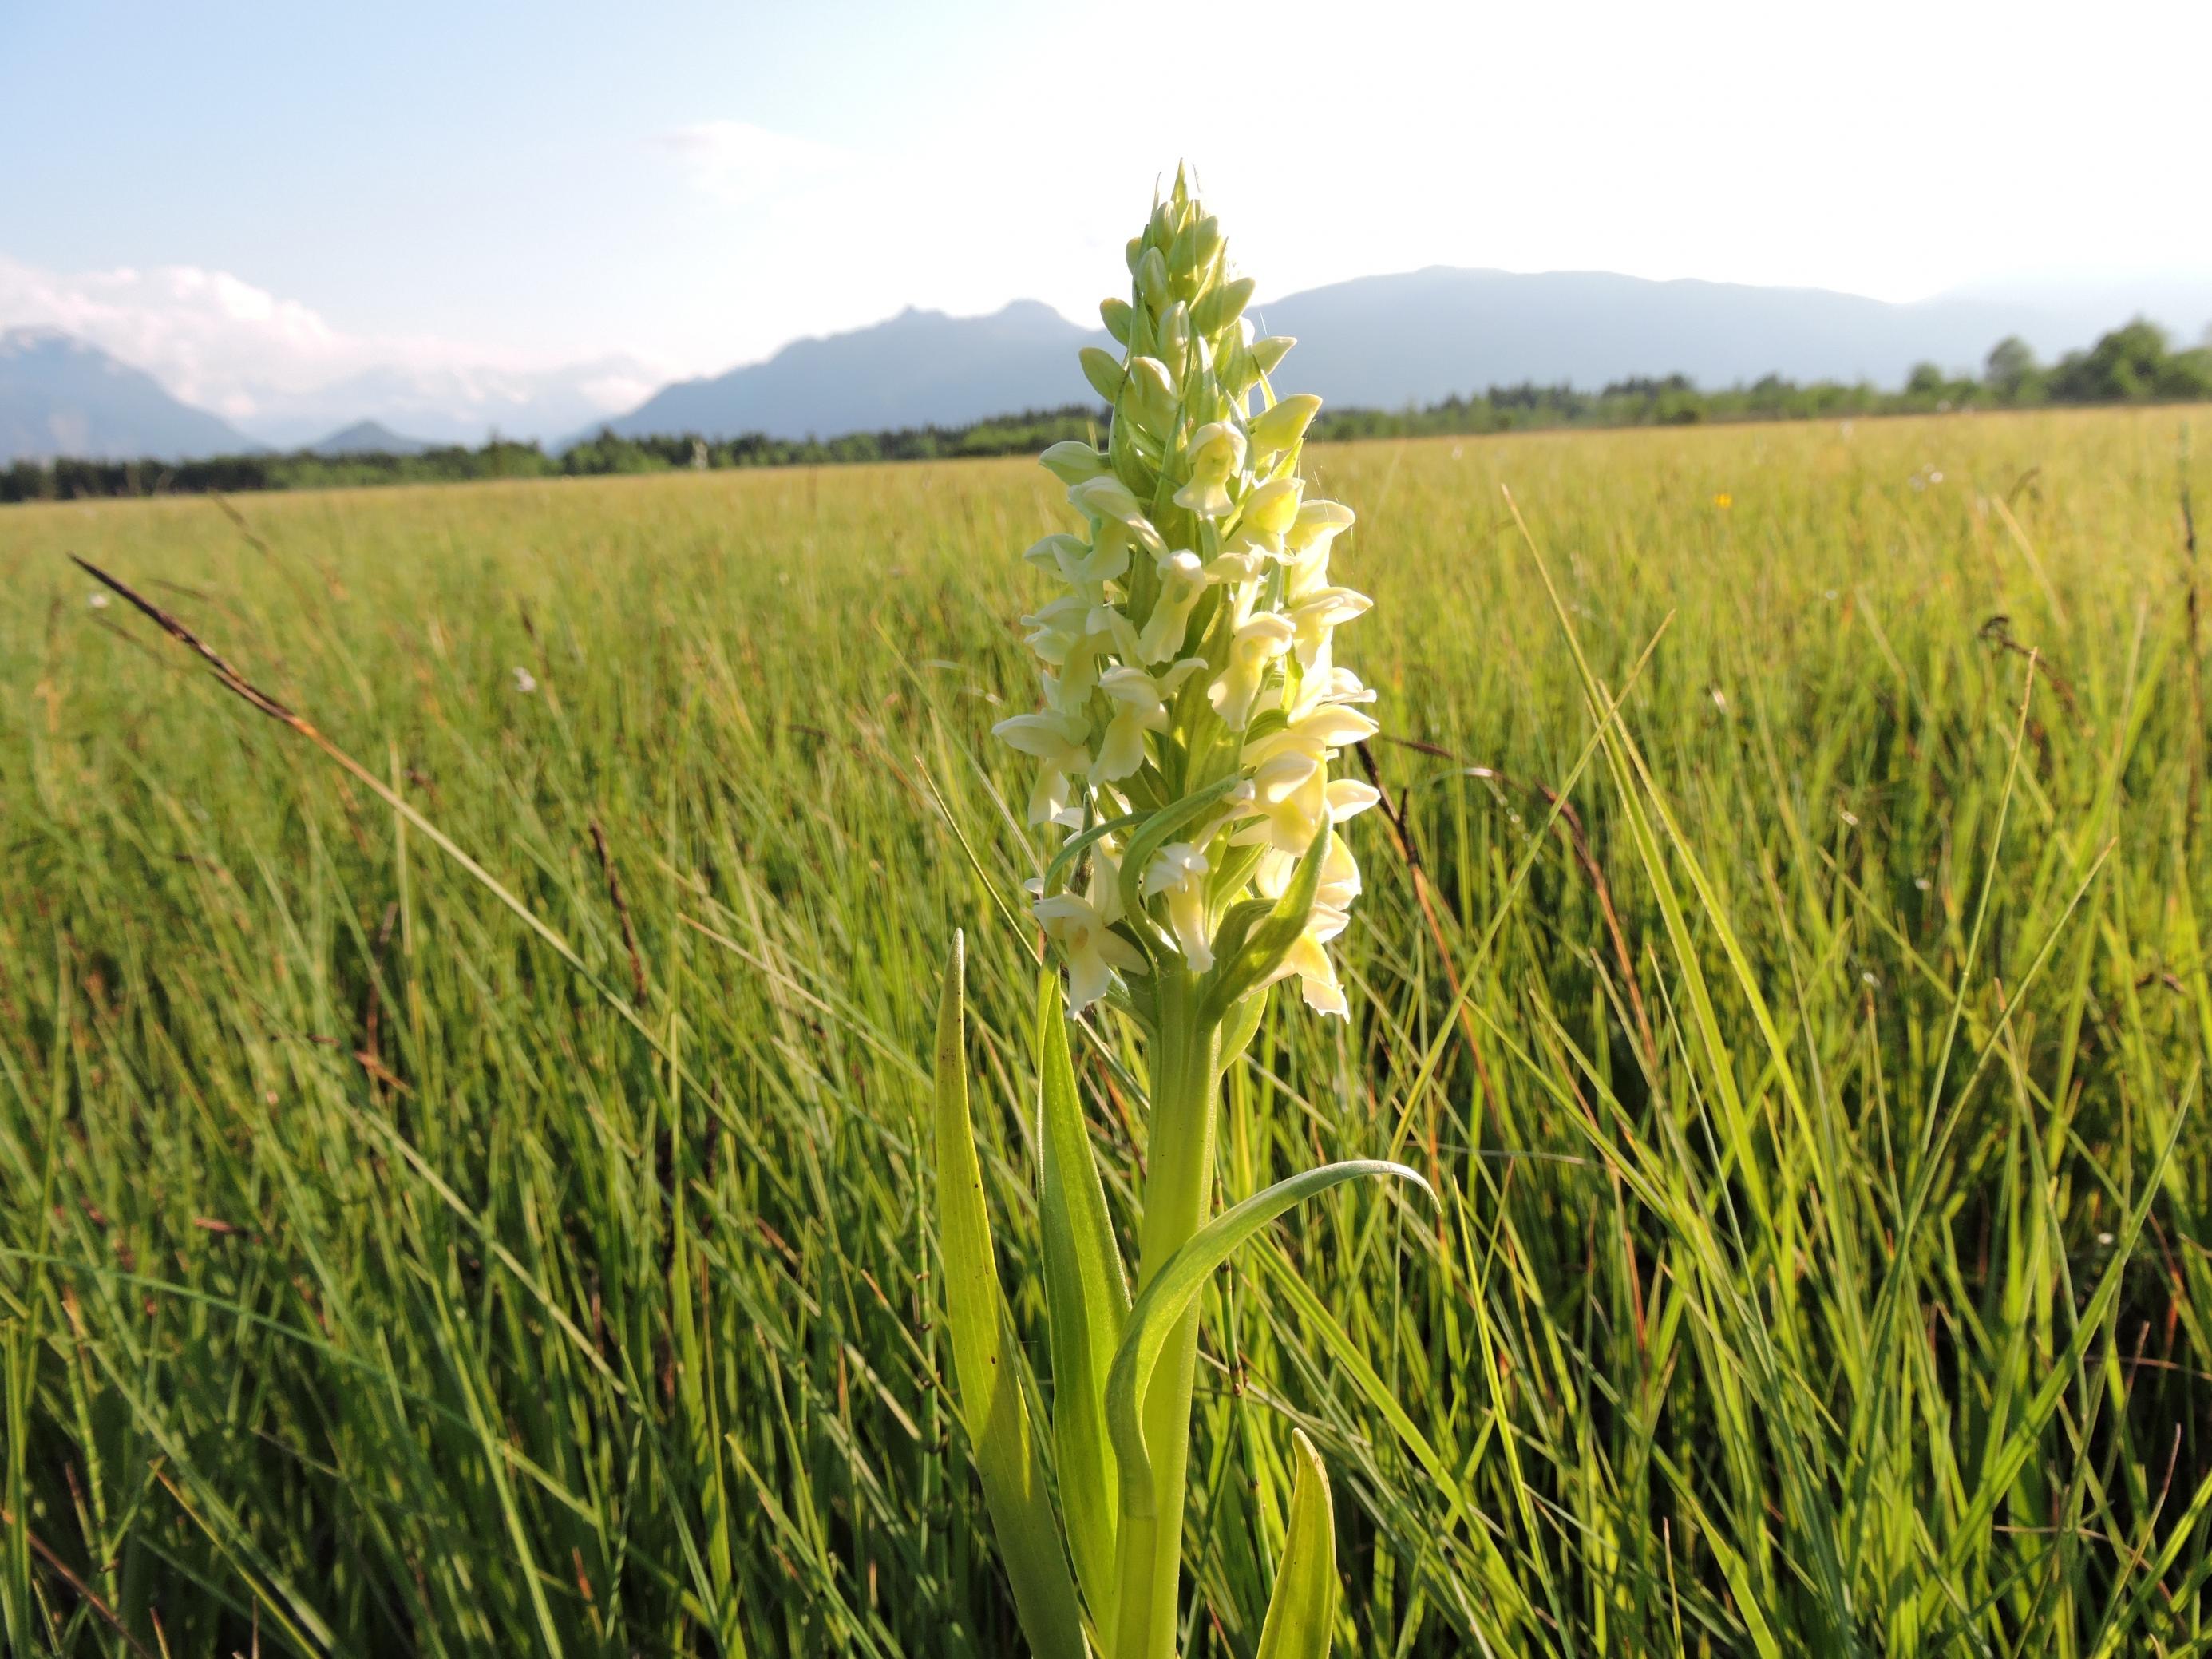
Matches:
[[2, 406, 2208, 1655]]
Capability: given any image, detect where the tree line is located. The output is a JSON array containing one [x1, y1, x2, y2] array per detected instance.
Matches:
[[6, 319, 2207, 505]]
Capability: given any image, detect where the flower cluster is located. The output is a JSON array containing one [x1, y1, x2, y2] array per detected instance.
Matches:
[[995, 172, 1378, 1019]]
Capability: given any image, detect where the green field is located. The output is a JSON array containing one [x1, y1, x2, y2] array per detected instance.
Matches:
[[4, 407, 2210, 1655]]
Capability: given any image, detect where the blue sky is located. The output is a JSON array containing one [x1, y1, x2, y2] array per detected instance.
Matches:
[[4, 0, 2206, 434]]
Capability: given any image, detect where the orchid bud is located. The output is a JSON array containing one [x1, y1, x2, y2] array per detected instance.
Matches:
[[1080, 346, 1126, 403], [1039, 441, 1110, 485], [1192, 275, 1255, 336], [1124, 356, 1179, 435], [1248, 394, 1322, 458], [1138, 247, 1172, 311], [1155, 302, 1192, 370], [1251, 335, 1295, 380]]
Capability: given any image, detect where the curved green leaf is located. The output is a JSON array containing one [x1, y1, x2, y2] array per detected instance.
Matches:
[[1200, 816, 1332, 1022], [1035, 971, 1131, 1623], [929, 932, 1086, 1657], [1105, 1157, 1430, 1516], [1255, 1429, 1338, 1659], [1115, 774, 1249, 928], [1045, 810, 1145, 894]]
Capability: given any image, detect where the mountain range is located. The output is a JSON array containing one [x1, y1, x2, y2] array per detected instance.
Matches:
[[5, 268, 2207, 466], [1, 327, 263, 462], [239, 357, 661, 450], [308, 420, 433, 457]]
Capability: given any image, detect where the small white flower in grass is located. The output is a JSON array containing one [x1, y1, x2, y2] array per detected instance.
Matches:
[[1289, 664, 1378, 721], [1205, 547, 1268, 587], [88, 591, 111, 610], [512, 667, 538, 693], [1141, 842, 1215, 970], [1070, 474, 1165, 556], [1034, 890, 1146, 1012], [1020, 592, 1092, 667]]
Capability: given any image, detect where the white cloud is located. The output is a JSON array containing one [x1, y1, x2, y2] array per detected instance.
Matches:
[[651, 121, 848, 208], [0, 255, 357, 410], [0, 253, 663, 443]]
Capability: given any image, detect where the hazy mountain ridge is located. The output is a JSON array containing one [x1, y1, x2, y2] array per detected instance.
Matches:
[[1250, 269, 2074, 407], [7, 268, 2207, 465], [0, 326, 263, 462], [310, 420, 433, 457], [588, 268, 2209, 442], [242, 356, 661, 449], [589, 300, 1094, 444]]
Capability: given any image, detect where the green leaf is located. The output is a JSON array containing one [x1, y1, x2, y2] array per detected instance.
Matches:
[[1200, 817, 1332, 1021], [1254, 1429, 1338, 1659], [1105, 1158, 1430, 1516], [1035, 971, 1131, 1625], [1114, 774, 1249, 936], [1045, 810, 1146, 895], [928, 932, 1086, 1658]]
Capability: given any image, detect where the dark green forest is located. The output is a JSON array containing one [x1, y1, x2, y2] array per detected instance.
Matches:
[[6, 317, 2207, 505]]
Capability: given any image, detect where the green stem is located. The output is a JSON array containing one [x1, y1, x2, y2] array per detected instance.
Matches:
[[1111, 972, 1222, 1659]]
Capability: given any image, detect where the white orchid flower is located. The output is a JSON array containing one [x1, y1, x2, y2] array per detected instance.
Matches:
[[1027, 530, 1129, 588], [993, 710, 1093, 827], [1268, 925, 1350, 1018], [1033, 891, 1147, 1012], [1092, 659, 1204, 782], [1234, 755, 1380, 857], [1242, 703, 1381, 769], [1289, 665, 1379, 720], [1284, 584, 1374, 670], [1233, 477, 1304, 559], [1140, 841, 1215, 970], [1070, 474, 1166, 558], [1137, 550, 1209, 663], [1173, 422, 1246, 518], [1209, 612, 1296, 729], [1284, 499, 1356, 597]]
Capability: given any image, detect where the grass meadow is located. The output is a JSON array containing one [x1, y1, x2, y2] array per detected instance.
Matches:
[[3, 407, 2210, 1656]]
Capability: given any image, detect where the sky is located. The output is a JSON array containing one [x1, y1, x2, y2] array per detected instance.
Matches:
[[3, 0, 2207, 434]]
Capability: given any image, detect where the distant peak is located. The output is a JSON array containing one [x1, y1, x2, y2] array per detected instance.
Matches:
[[0, 324, 85, 352]]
